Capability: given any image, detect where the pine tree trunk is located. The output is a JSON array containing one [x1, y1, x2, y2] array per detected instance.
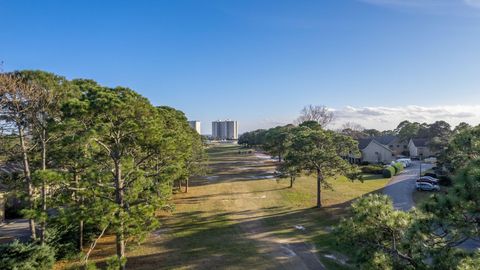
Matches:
[[73, 172, 84, 250], [114, 161, 126, 270], [290, 177, 293, 188], [316, 169, 322, 208], [79, 219, 84, 251], [18, 126, 36, 240], [40, 135, 47, 245], [185, 179, 189, 193]]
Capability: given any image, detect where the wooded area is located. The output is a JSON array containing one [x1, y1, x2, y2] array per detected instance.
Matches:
[[0, 71, 205, 270]]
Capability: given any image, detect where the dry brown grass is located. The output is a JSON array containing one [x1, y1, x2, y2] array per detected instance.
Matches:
[[57, 144, 388, 270]]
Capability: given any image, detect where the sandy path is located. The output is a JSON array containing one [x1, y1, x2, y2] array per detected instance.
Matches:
[[216, 153, 325, 270]]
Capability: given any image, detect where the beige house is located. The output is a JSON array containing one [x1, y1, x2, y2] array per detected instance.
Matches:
[[357, 137, 396, 164], [409, 138, 435, 159], [385, 137, 410, 157]]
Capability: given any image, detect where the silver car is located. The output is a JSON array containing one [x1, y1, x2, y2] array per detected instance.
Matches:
[[416, 182, 440, 191]]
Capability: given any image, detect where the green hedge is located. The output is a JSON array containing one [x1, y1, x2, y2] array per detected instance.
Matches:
[[360, 165, 384, 175], [383, 166, 396, 178], [0, 241, 55, 270], [392, 162, 404, 174]]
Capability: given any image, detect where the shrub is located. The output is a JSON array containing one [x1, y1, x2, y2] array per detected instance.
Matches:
[[382, 166, 396, 178], [0, 241, 55, 270], [360, 161, 370, 166], [392, 162, 404, 174], [44, 223, 79, 259], [361, 165, 384, 175], [438, 175, 453, 186]]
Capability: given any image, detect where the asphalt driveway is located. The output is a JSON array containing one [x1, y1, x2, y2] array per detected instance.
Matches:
[[0, 219, 31, 243], [383, 161, 433, 211], [383, 162, 480, 251]]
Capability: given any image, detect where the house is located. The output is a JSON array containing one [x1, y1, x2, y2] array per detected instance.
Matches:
[[356, 136, 396, 164], [384, 136, 410, 156], [0, 162, 22, 224], [409, 138, 436, 159]]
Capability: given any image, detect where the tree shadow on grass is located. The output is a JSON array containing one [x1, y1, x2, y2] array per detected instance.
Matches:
[[87, 184, 394, 270]]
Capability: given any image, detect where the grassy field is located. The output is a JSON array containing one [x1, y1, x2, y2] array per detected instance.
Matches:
[[58, 144, 389, 270]]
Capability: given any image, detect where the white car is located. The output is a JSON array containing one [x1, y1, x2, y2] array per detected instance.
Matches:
[[396, 158, 412, 167]]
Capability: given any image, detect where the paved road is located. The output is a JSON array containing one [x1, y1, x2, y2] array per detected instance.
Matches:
[[0, 219, 31, 243], [383, 161, 433, 211], [383, 162, 480, 251]]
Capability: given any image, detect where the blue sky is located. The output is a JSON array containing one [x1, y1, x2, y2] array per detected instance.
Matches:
[[2, 0, 480, 133]]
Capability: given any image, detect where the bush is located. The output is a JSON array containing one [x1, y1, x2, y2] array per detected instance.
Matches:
[[361, 165, 384, 175], [0, 241, 55, 270], [382, 166, 396, 178], [438, 175, 453, 186], [392, 162, 404, 174], [360, 161, 370, 166], [44, 223, 79, 259]]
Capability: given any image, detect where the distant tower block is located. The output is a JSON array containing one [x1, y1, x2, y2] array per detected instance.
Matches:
[[212, 120, 238, 140], [188, 120, 201, 134]]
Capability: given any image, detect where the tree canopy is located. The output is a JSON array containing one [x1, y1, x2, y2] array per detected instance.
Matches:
[[0, 70, 205, 269]]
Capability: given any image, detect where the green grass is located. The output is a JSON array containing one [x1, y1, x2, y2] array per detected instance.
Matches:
[[59, 144, 389, 270]]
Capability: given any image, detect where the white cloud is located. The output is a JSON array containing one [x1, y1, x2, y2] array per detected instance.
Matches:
[[332, 105, 480, 130], [359, 0, 449, 8], [240, 105, 480, 133], [465, 0, 480, 8], [358, 0, 480, 14]]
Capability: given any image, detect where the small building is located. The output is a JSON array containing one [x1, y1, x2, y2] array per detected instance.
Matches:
[[188, 120, 201, 134], [357, 138, 395, 164], [409, 138, 435, 159]]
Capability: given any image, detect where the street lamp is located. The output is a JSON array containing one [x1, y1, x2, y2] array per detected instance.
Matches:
[[419, 162, 422, 177]]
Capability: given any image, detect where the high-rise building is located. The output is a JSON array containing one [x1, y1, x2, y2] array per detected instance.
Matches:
[[188, 120, 201, 134], [212, 120, 238, 140]]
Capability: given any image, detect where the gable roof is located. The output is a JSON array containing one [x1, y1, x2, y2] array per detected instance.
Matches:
[[0, 163, 23, 175], [411, 138, 429, 147], [357, 135, 399, 150], [369, 139, 394, 152], [373, 135, 398, 146], [357, 138, 373, 150]]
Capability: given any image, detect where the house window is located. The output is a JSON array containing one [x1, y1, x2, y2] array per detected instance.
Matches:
[[404, 145, 407, 149], [392, 153, 395, 156], [397, 145, 400, 148]]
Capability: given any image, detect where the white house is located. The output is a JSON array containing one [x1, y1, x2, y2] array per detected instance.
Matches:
[[355, 137, 396, 164]]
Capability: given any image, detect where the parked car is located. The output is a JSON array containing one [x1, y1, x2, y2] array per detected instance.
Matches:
[[417, 176, 439, 184], [396, 158, 412, 167], [416, 182, 440, 191]]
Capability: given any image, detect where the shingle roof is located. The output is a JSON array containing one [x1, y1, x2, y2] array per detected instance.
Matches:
[[373, 135, 397, 146], [412, 138, 429, 147], [357, 138, 373, 150], [357, 135, 398, 150], [0, 163, 22, 192]]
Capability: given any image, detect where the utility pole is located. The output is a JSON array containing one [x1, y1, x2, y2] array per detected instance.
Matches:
[[419, 162, 422, 177]]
